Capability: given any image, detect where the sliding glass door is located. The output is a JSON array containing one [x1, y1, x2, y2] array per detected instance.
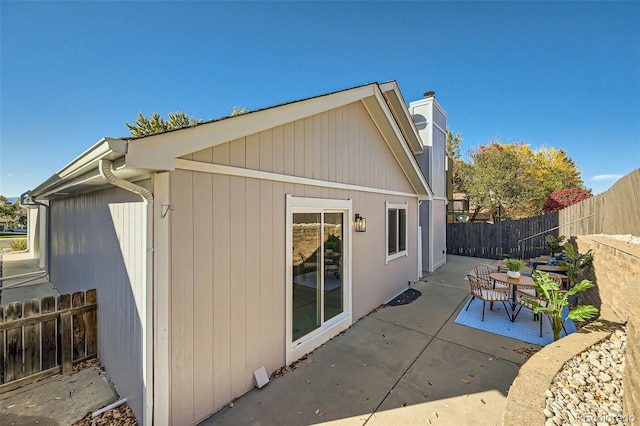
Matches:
[[292, 211, 344, 342], [287, 195, 351, 362]]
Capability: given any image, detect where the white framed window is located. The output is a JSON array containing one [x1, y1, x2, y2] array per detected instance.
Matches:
[[386, 202, 408, 263]]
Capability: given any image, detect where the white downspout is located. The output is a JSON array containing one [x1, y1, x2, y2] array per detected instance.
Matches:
[[99, 160, 154, 426]]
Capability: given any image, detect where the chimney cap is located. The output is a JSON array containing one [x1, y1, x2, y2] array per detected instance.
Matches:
[[424, 91, 436, 98]]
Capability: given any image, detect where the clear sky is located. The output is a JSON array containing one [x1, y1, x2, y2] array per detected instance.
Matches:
[[1, 1, 639, 197]]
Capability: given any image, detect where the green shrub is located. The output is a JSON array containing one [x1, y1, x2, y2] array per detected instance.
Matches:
[[504, 258, 525, 272], [10, 239, 27, 251]]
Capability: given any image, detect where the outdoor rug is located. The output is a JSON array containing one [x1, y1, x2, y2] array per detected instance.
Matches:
[[454, 296, 577, 346]]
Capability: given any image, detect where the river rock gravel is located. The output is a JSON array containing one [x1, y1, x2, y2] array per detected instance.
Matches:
[[544, 327, 631, 425]]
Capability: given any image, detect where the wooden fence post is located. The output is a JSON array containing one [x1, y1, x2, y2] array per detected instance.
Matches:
[[23, 298, 41, 376]]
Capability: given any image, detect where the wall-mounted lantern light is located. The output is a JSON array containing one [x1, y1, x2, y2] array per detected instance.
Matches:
[[355, 214, 367, 232]]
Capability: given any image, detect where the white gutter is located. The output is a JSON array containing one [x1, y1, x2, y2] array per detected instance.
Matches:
[[99, 160, 154, 426]]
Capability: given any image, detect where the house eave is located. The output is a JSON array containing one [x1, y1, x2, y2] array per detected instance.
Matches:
[[28, 138, 150, 200]]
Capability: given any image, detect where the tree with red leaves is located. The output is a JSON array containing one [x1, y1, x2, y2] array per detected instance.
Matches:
[[542, 188, 593, 214]]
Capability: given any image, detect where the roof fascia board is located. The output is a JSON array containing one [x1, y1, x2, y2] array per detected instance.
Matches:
[[362, 86, 433, 199], [31, 150, 129, 199], [378, 81, 424, 154], [58, 137, 127, 179], [30, 138, 122, 197], [125, 85, 378, 170]]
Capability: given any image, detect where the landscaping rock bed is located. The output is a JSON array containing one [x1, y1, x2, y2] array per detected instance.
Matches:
[[544, 327, 628, 425]]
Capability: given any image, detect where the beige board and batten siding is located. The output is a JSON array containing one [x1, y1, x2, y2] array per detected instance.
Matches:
[[168, 101, 419, 424], [48, 183, 148, 420]]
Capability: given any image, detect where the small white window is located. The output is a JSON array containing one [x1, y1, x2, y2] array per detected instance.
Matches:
[[386, 202, 408, 263]]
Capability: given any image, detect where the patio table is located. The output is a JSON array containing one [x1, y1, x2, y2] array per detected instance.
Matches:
[[489, 272, 537, 321]]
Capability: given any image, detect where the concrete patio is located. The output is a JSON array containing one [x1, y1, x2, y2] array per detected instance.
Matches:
[[202, 255, 537, 426], [0, 255, 56, 305]]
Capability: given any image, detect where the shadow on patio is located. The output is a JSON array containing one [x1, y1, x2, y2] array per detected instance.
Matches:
[[201, 255, 537, 426]]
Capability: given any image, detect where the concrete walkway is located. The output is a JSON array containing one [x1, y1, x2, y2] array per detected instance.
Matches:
[[0, 255, 57, 305], [202, 255, 537, 426]]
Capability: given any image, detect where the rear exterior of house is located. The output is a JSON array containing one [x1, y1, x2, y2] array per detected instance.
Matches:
[[25, 81, 446, 425]]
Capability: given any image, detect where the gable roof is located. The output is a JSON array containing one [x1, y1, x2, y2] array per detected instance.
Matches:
[[29, 82, 433, 200]]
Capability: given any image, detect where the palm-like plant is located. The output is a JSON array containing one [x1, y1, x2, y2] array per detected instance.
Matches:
[[545, 234, 565, 256], [558, 242, 594, 288], [522, 271, 599, 341]]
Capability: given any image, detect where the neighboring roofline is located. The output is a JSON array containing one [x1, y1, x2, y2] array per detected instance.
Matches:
[[29, 82, 433, 200]]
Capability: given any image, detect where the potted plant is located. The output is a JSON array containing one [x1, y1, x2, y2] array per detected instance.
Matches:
[[545, 234, 565, 257], [325, 234, 341, 254], [504, 258, 525, 279], [523, 271, 599, 341]]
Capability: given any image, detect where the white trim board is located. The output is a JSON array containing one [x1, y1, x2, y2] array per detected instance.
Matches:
[[175, 159, 419, 199]]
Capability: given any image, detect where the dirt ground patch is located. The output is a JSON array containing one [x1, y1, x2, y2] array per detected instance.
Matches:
[[0, 359, 136, 425], [72, 403, 138, 426]]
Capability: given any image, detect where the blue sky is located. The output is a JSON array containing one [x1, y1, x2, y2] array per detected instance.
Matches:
[[1, 1, 639, 197]]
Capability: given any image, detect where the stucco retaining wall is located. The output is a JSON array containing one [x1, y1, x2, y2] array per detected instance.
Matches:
[[503, 235, 640, 424]]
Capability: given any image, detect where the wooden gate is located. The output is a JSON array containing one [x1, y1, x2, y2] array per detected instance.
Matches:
[[0, 289, 97, 392]]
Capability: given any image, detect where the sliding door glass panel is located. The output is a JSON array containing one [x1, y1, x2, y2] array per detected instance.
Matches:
[[292, 213, 321, 342], [323, 213, 343, 321]]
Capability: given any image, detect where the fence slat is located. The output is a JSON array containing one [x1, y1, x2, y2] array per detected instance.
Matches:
[[86, 289, 97, 357], [60, 312, 72, 375], [23, 299, 41, 376], [5, 302, 24, 382], [72, 292, 86, 361], [57, 294, 70, 367], [41, 296, 57, 370]]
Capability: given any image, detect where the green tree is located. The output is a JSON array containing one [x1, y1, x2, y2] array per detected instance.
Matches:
[[232, 106, 248, 116], [446, 127, 463, 160], [454, 142, 585, 220], [446, 128, 469, 195], [463, 142, 536, 221], [0, 196, 25, 229], [126, 111, 204, 137]]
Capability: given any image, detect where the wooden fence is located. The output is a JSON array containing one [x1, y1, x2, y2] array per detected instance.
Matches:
[[0, 289, 97, 392], [447, 212, 559, 260], [559, 168, 640, 236], [447, 168, 640, 260]]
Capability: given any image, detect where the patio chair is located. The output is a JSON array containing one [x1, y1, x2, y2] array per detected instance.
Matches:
[[299, 253, 318, 280], [324, 254, 341, 279], [465, 274, 511, 321], [474, 264, 509, 289]]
